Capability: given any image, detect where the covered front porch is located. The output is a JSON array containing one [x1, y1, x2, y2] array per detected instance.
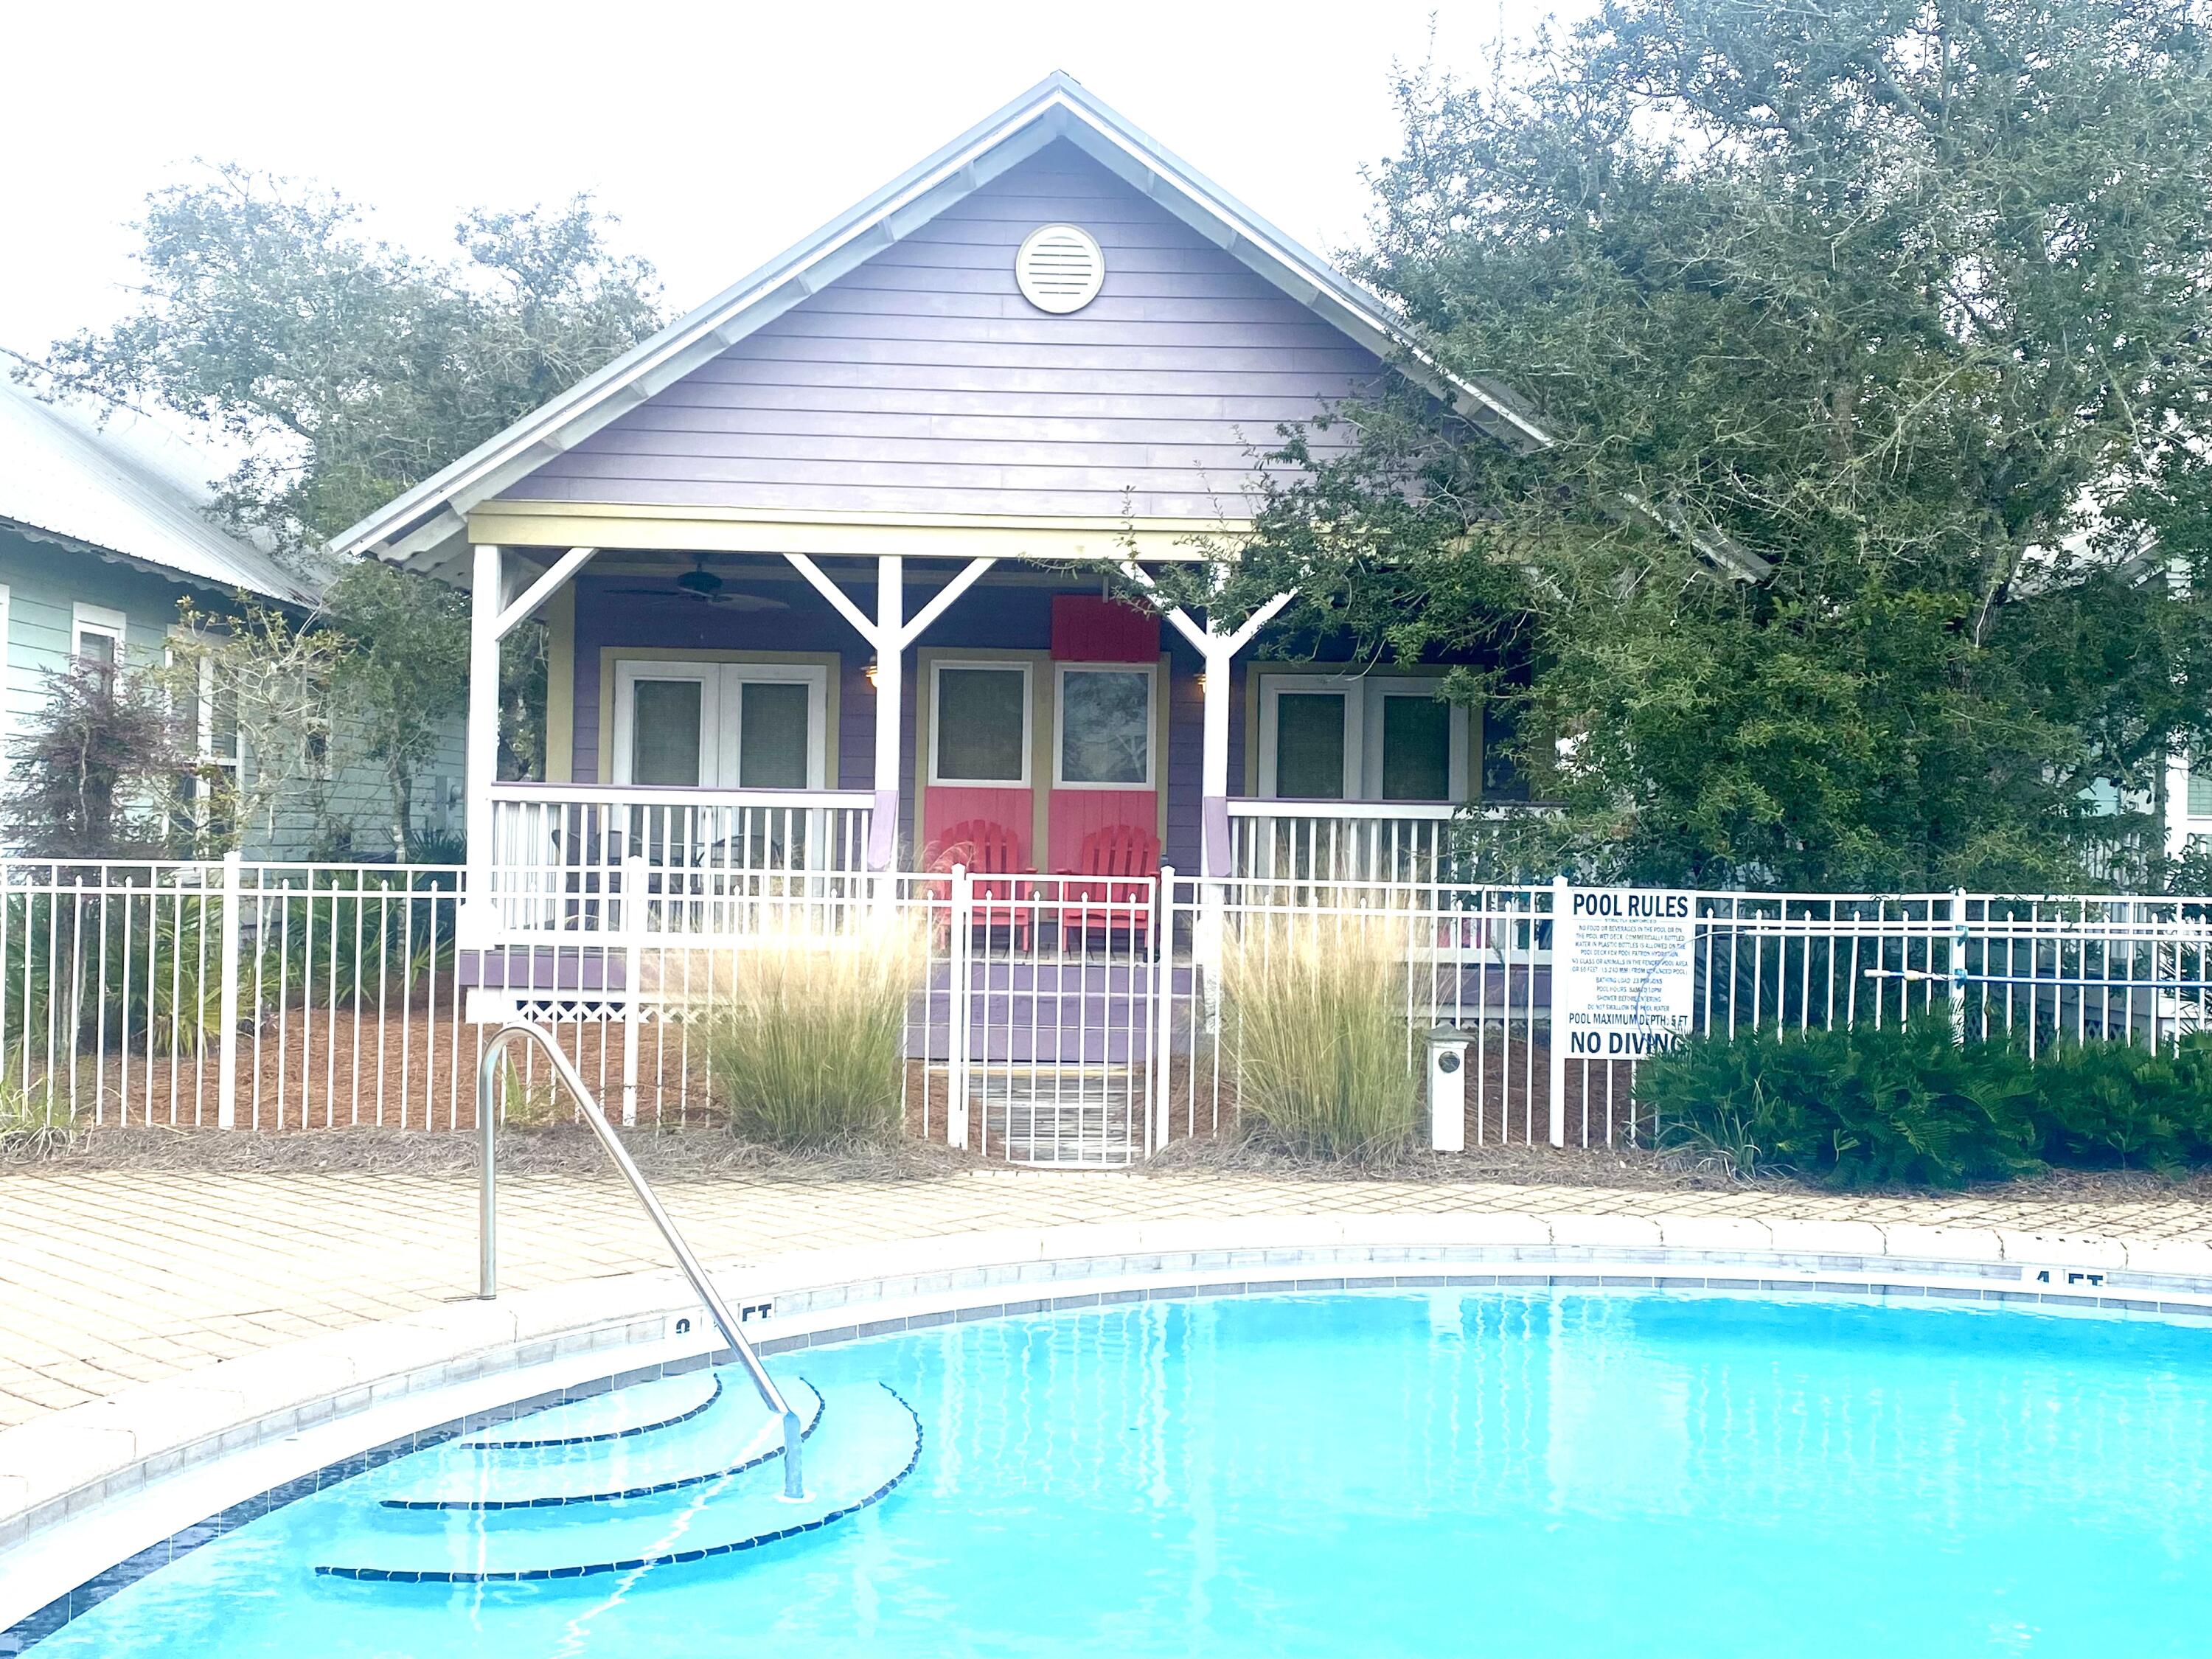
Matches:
[[467, 542, 1540, 944]]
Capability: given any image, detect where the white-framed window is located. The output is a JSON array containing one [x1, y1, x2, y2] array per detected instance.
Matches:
[[611, 660, 827, 789], [1256, 673, 1470, 802], [929, 660, 1032, 787], [72, 602, 126, 678], [1053, 661, 1155, 790]]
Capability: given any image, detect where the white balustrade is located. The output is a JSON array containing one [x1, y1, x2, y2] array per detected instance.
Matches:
[[488, 782, 874, 934]]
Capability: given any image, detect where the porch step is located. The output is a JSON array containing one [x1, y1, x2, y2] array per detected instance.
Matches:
[[975, 1066, 1144, 1166]]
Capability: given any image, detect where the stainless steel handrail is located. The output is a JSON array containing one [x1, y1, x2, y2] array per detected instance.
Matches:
[[476, 1022, 804, 1500]]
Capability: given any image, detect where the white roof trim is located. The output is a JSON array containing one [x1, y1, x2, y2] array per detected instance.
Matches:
[[329, 71, 1552, 566]]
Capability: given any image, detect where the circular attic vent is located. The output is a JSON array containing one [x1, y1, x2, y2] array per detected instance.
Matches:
[[1015, 223, 1105, 314]]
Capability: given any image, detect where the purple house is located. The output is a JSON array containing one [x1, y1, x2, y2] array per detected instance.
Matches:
[[333, 71, 1547, 907], [327, 74, 1557, 1155]]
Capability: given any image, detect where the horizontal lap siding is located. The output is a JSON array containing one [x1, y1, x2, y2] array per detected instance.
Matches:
[[0, 529, 465, 858], [501, 143, 1388, 521]]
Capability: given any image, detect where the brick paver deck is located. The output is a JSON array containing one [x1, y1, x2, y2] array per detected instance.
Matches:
[[4, 1166, 2210, 1429]]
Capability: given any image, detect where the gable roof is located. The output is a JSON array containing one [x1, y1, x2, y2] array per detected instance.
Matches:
[[330, 70, 1553, 570], [0, 379, 319, 605]]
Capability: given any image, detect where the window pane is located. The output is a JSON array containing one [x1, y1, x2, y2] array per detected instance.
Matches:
[[936, 668, 1026, 782], [1380, 695, 1451, 801], [1481, 701, 1531, 801], [630, 680, 703, 786], [77, 631, 116, 666], [1274, 692, 1346, 798], [739, 681, 810, 788], [2192, 762, 2212, 818], [1060, 669, 1150, 785]]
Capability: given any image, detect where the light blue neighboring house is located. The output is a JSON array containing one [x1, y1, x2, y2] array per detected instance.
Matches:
[[0, 378, 466, 858]]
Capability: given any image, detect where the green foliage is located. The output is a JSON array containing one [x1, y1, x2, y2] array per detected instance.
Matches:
[[35, 164, 661, 549], [701, 924, 923, 1149], [2024, 1036, 2212, 1173], [1225, 0, 2212, 891], [1644, 1020, 2212, 1186], [24, 167, 654, 846], [1644, 1019, 2039, 1186], [321, 562, 468, 858], [3, 890, 226, 1059], [1222, 914, 1419, 1161], [0, 1071, 79, 1164], [4, 660, 190, 859], [248, 872, 458, 1004]]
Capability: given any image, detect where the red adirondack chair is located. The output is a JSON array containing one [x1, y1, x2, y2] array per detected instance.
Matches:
[[1059, 823, 1161, 950], [928, 818, 1034, 947]]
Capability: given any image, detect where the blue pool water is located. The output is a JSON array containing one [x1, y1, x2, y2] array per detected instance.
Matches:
[[27, 1290, 2212, 1656]]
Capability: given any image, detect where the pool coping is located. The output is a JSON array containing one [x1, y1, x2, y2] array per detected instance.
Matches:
[[5, 1209, 2212, 1633]]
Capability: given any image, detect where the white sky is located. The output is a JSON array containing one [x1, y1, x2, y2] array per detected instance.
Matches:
[[1, 0, 1564, 370]]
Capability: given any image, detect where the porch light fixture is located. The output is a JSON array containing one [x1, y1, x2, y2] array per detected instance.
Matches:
[[865, 659, 880, 687]]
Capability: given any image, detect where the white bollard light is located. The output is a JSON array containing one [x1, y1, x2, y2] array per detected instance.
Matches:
[[1427, 1024, 1470, 1152]]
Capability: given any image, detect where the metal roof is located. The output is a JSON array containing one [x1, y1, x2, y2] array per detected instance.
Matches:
[[0, 378, 319, 605], [327, 70, 1553, 570]]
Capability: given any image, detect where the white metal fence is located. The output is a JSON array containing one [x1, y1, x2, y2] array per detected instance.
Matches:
[[0, 858, 467, 1132], [8, 858, 2211, 1165]]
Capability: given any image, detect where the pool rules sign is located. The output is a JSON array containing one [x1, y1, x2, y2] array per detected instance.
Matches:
[[1546, 885, 1697, 1144]]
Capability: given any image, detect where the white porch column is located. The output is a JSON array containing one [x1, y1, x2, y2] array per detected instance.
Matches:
[[460, 543, 503, 948], [1124, 566, 1296, 883], [1198, 660, 1234, 879], [869, 555, 904, 870], [785, 551, 995, 874]]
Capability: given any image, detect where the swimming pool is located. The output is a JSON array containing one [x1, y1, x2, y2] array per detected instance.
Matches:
[[19, 1287, 2212, 1655]]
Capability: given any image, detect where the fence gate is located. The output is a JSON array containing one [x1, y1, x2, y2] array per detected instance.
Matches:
[[923, 869, 1165, 1169]]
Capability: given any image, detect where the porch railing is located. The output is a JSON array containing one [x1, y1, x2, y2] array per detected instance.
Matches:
[[487, 782, 875, 932], [1225, 799, 1560, 884]]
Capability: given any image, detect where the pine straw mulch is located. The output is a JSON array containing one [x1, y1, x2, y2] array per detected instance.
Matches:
[[2, 1122, 972, 1183], [9, 1119, 2212, 1213], [1141, 1130, 2212, 1209]]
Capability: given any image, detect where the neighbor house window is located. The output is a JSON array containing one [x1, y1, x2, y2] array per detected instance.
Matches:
[[2190, 758, 2212, 818], [1258, 674, 1472, 802], [73, 603, 125, 685], [931, 662, 1030, 785], [1055, 664, 1154, 789]]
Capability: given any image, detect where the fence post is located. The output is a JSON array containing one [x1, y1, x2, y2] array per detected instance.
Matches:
[[622, 854, 646, 1127], [1150, 866, 1176, 1157], [217, 851, 243, 1130], [1949, 887, 1969, 1046], [948, 865, 972, 1151], [1548, 874, 1571, 1148]]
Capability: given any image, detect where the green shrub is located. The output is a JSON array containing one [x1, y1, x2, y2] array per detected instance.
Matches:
[[1222, 913, 1417, 1161], [1641, 1017, 2042, 1188], [699, 919, 923, 1149], [4, 889, 224, 1057], [2023, 1035, 2212, 1173]]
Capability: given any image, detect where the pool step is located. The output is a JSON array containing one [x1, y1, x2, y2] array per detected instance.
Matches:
[[375, 1380, 822, 1511], [314, 1382, 921, 1584], [456, 1368, 723, 1450]]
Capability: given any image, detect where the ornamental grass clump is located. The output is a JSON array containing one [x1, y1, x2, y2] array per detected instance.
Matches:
[[700, 918, 925, 1150], [0, 1065, 77, 1164], [1222, 911, 1417, 1162]]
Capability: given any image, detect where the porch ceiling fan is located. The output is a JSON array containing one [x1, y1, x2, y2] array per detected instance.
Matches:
[[605, 554, 789, 611]]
